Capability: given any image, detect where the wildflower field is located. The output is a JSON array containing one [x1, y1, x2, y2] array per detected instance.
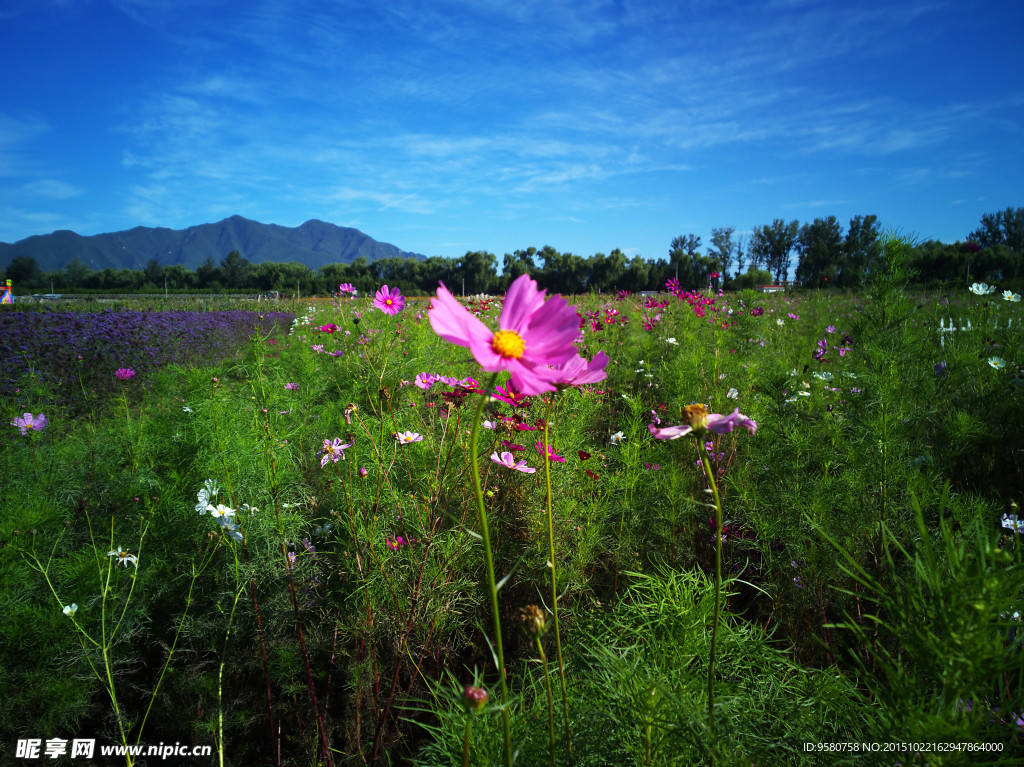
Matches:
[[3, 237, 1023, 766]]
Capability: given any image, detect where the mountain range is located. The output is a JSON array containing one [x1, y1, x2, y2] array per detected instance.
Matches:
[[0, 216, 427, 273]]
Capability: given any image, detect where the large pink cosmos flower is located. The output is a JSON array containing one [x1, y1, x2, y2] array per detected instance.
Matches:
[[429, 274, 581, 395], [374, 285, 405, 315], [648, 405, 757, 440]]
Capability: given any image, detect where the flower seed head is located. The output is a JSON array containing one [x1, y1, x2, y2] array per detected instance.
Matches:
[[520, 604, 546, 638]]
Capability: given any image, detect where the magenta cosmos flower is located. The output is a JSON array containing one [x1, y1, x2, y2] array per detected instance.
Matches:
[[374, 285, 405, 315], [649, 405, 757, 440], [115, 368, 136, 380], [11, 412, 48, 435], [535, 441, 566, 462], [429, 274, 581, 395], [491, 451, 536, 473]]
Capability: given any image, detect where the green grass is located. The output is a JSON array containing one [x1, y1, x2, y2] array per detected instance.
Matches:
[[2, 238, 1023, 765]]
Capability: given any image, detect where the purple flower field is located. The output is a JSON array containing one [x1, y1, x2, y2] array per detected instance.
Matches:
[[0, 309, 293, 406]]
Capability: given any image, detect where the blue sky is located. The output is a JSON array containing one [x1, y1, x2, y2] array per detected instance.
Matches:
[[1, 0, 1021, 266]]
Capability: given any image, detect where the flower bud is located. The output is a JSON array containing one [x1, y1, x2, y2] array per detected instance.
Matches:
[[462, 685, 488, 713]]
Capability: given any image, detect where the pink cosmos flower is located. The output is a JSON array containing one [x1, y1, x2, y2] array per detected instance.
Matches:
[[535, 441, 566, 462], [550, 351, 610, 386], [395, 431, 423, 444], [648, 405, 757, 440], [428, 274, 581, 395], [320, 437, 354, 467], [339, 283, 356, 295], [285, 382, 300, 390], [491, 450, 536, 473], [374, 285, 405, 315], [115, 368, 136, 380], [11, 412, 48, 435], [320, 324, 338, 333]]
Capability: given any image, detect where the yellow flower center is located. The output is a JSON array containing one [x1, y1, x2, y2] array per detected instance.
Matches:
[[682, 404, 709, 430], [386, 298, 393, 305], [492, 329, 526, 359]]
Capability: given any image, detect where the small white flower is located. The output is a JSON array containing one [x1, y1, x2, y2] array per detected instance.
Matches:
[[665, 337, 678, 345], [1003, 291, 1021, 302], [610, 431, 625, 445], [776, 319, 785, 326], [726, 388, 738, 399], [107, 547, 138, 568], [208, 504, 237, 523], [63, 603, 78, 617], [182, 405, 193, 413], [797, 390, 811, 396], [240, 503, 258, 514], [784, 396, 798, 403], [1002, 513, 1022, 532], [970, 282, 997, 295], [989, 357, 1007, 370], [718, 373, 727, 381]]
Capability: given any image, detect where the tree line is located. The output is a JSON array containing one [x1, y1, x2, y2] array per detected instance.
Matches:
[[2, 207, 1020, 296]]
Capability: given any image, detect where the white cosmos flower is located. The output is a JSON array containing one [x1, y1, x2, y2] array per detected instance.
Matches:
[[610, 431, 625, 444], [665, 337, 679, 345], [63, 603, 78, 617], [1003, 291, 1021, 302], [988, 357, 1007, 370], [970, 282, 997, 295], [107, 547, 138, 568]]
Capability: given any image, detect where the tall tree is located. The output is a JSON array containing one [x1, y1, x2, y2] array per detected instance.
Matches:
[[669, 234, 702, 288], [969, 207, 1024, 253], [220, 250, 251, 289], [707, 227, 736, 281], [841, 214, 882, 287], [795, 217, 844, 288], [749, 220, 799, 282]]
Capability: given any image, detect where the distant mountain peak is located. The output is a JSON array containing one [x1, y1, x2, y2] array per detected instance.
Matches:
[[0, 217, 426, 272]]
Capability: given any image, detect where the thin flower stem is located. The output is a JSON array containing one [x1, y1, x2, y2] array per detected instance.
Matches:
[[462, 718, 472, 767], [541, 400, 573, 764], [468, 372, 512, 767], [698, 446, 724, 744], [536, 636, 556, 767]]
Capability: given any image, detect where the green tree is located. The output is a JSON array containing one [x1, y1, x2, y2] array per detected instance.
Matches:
[[707, 227, 736, 282], [143, 258, 164, 288], [969, 207, 1024, 253], [749, 220, 799, 282], [841, 214, 882, 288], [195, 257, 220, 289], [5, 255, 43, 289], [796, 216, 844, 288], [669, 234, 702, 288], [219, 250, 251, 289], [456, 251, 497, 295], [62, 258, 92, 290]]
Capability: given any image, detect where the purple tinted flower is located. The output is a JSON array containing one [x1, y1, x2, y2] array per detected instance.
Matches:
[[934, 361, 947, 378], [284, 382, 300, 390], [490, 450, 536, 473], [11, 412, 48, 435], [320, 437, 354, 467], [115, 368, 136, 380]]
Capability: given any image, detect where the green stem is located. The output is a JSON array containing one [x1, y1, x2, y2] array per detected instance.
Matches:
[[468, 373, 512, 767], [699, 446, 724, 744], [536, 637, 556, 767], [541, 399, 573, 764], [462, 718, 472, 767]]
